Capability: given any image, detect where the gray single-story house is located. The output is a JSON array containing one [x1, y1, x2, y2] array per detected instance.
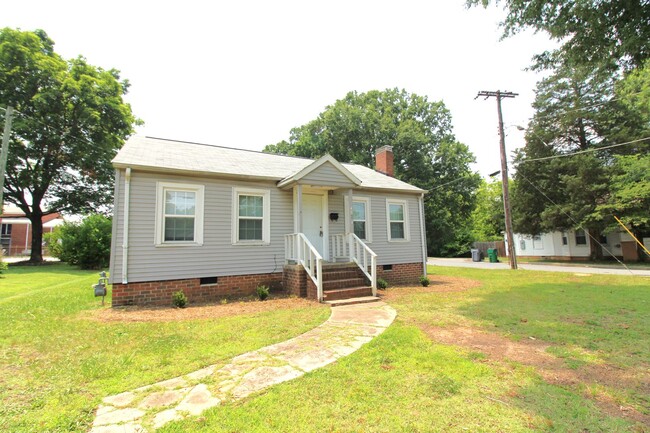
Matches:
[[108, 136, 427, 306]]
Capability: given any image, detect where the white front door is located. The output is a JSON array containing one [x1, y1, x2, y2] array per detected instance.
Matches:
[[302, 193, 324, 256]]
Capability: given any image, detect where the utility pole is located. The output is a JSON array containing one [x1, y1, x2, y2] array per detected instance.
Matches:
[[476, 91, 518, 269], [0, 106, 14, 210]]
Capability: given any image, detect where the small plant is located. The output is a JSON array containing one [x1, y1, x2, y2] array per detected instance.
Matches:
[[377, 278, 388, 290], [419, 275, 430, 287], [172, 290, 187, 308], [0, 251, 7, 274], [220, 297, 228, 305], [256, 285, 270, 301]]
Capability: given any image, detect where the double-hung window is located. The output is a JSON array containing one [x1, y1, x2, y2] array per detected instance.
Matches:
[[232, 187, 270, 245], [347, 196, 372, 241], [155, 182, 204, 246], [575, 229, 587, 245], [386, 199, 409, 241]]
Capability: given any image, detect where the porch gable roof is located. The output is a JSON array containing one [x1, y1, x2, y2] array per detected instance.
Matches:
[[277, 154, 361, 189]]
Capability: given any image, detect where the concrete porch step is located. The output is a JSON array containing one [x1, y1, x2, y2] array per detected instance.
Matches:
[[323, 286, 373, 301], [324, 296, 381, 307]]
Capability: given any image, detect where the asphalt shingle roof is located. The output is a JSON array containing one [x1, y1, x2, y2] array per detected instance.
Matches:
[[113, 136, 425, 193]]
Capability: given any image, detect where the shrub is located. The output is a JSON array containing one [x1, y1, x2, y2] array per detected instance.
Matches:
[[377, 278, 388, 290], [46, 214, 112, 269], [256, 285, 269, 301], [419, 275, 430, 287], [0, 254, 7, 274], [172, 290, 188, 308]]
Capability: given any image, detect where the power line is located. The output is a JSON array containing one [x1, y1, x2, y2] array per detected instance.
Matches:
[[519, 136, 650, 163]]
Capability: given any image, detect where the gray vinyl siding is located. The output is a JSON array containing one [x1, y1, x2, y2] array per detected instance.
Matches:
[[329, 190, 423, 266], [110, 170, 293, 284], [299, 162, 357, 188]]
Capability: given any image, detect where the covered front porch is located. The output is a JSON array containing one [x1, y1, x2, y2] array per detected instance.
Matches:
[[277, 155, 378, 303]]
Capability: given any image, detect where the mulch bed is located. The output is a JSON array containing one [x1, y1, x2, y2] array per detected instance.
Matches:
[[88, 296, 324, 323]]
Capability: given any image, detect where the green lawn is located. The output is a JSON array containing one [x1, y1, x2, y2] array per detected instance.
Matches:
[[1, 264, 648, 432], [0, 264, 329, 432]]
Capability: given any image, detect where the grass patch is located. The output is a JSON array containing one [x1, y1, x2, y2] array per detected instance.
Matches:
[[2, 263, 647, 432], [160, 323, 631, 432], [0, 264, 329, 432]]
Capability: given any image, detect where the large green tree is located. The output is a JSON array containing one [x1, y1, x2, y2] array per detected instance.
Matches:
[[470, 178, 505, 242], [264, 88, 480, 256], [597, 62, 650, 235], [0, 28, 139, 263], [466, 0, 650, 71], [512, 61, 649, 258]]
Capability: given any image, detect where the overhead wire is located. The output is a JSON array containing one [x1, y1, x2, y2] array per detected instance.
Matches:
[[518, 136, 650, 163]]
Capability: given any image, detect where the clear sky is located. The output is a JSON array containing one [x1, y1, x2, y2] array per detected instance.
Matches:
[[3, 0, 556, 177]]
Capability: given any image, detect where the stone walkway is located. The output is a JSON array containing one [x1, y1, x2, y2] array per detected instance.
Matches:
[[89, 301, 396, 432]]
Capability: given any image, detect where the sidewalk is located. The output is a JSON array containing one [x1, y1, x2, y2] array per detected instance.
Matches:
[[428, 257, 650, 277], [90, 301, 397, 433]]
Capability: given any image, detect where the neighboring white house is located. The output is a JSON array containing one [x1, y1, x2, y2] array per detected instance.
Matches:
[[509, 229, 646, 261], [108, 137, 428, 307]]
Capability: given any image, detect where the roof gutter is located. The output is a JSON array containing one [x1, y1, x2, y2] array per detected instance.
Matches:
[[418, 193, 428, 276], [122, 167, 131, 284]]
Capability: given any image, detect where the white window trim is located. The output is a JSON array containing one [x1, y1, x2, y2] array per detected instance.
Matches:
[[232, 187, 271, 245], [344, 195, 372, 242], [532, 234, 544, 250], [155, 182, 204, 247], [386, 199, 410, 242]]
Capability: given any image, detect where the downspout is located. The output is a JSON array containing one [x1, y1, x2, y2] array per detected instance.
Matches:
[[418, 193, 427, 275], [122, 167, 131, 284]]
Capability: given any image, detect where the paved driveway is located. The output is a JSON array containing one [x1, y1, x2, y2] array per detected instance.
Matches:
[[428, 257, 650, 277]]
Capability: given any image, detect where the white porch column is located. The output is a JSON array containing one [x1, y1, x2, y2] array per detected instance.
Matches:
[[295, 184, 303, 233], [345, 188, 353, 235]]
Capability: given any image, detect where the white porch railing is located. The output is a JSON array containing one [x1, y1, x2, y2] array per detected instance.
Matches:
[[330, 233, 377, 296], [285, 233, 324, 301]]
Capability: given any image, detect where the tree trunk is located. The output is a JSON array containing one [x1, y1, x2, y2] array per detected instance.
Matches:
[[589, 229, 604, 261], [28, 213, 44, 263]]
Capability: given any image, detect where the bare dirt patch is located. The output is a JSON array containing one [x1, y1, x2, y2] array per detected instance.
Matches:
[[379, 275, 482, 301], [421, 324, 650, 425], [378, 274, 649, 425], [87, 296, 325, 323]]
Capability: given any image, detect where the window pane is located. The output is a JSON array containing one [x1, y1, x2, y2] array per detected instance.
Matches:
[[164, 217, 194, 241], [352, 202, 366, 220], [389, 204, 404, 221], [239, 219, 263, 240], [390, 222, 405, 239], [353, 221, 366, 239], [239, 195, 263, 217], [165, 191, 195, 216]]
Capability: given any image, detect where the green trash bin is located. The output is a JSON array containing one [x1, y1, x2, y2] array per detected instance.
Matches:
[[487, 248, 498, 263]]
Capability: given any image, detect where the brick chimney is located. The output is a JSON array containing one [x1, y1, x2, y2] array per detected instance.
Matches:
[[375, 145, 394, 177]]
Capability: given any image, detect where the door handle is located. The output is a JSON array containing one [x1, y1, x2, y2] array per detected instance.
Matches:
[[319, 227, 323, 237]]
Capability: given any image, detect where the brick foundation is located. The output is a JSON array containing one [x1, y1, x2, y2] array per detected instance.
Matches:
[[377, 262, 423, 285], [282, 264, 319, 300], [283, 264, 307, 297], [112, 272, 283, 307]]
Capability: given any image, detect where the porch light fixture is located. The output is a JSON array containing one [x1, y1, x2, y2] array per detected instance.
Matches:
[[329, 212, 339, 222]]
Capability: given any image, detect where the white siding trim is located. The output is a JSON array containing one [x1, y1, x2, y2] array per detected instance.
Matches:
[[232, 187, 271, 245], [386, 199, 410, 242], [154, 181, 205, 247]]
